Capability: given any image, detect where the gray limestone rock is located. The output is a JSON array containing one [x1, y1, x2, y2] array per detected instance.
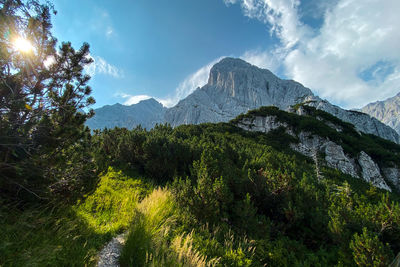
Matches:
[[323, 142, 359, 178], [382, 167, 400, 192], [361, 92, 400, 135], [236, 116, 289, 134], [165, 58, 313, 127], [358, 151, 391, 191]]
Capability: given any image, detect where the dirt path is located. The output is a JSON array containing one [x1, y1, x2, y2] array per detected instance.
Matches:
[[97, 233, 127, 267]]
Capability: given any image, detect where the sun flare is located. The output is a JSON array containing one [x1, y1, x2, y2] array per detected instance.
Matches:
[[14, 37, 33, 53]]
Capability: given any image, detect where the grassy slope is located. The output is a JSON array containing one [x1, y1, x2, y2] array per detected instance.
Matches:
[[0, 168, 151, 266]]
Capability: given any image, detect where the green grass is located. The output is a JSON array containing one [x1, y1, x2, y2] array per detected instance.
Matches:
[[0, 167, 151, 266], [120, 188, 178, 266], [120, 188, 222, 267]]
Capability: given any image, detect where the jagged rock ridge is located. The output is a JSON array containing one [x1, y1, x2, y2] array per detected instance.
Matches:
[[360, 92, 400, 135], [165, 58, 400, 144]]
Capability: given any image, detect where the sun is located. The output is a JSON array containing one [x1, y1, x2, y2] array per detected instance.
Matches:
[[14, 37, 33, 53]]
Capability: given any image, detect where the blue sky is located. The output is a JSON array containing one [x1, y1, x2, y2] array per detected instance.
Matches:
[[51, 0, 400, 109]]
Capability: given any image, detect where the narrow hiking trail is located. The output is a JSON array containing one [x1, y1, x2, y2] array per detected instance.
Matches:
[[97, 233, 127, 267]]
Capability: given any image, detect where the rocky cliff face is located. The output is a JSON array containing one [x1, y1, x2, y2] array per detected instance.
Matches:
[[235, 112, 398, 192], [165, 58, 400, 144], [360, 92, 400, 135], [165, 58, 313, 126], [86, 98, 166, 130]]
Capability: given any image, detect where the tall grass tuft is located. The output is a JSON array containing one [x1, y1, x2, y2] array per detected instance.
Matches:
[[120, 188, 176, 266], [120, 188, 222, 267], [171, 231, 220, 267]]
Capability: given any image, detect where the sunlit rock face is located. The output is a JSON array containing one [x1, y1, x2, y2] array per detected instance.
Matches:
[[360, 92, 400, 135], [165, 58, 400, 144], [165, 58, 313, 126]]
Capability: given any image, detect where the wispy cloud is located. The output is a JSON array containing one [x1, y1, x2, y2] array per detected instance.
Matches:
[[240, 49, 283, 74], [116, 93, 153, 105], [227, 0, 400, 108], [159, 58, 223, 107], [85, 54, 124, 78], [89, 8, 116, 39]]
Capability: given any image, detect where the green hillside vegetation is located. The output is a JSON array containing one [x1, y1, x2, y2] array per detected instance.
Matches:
[[3, 118, 400, 266], [232, 105, 400, 166]]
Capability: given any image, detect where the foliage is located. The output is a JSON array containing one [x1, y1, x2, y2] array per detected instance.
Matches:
[[96, 120, 398, 266], [0, 168, 150, 266], [350, 227, 393, 266], [231, 106, 400, 166], [0, 0, 96, 201], [75, 167, 151, 234]]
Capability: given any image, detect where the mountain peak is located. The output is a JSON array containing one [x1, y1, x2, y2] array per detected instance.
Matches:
[[137, 97, 161, 106], [212, 57, 252, 70], [207, 57, 277, 90]]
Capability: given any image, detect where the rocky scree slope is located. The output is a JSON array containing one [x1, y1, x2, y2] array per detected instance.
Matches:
[[232, 105, 400, 192], [360, 92, 400, 135]]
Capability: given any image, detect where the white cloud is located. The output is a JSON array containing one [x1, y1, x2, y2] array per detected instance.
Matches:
[[117, 93, 152, 105], [223, 0, 238, 5], [85, 54, 123, 78], [159, 58, 223, 107], [240, 49, 283, 73], [228, 0, 400, 108]]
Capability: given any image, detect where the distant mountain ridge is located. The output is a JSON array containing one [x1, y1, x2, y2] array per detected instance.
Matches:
[[360, 92, 400, 135], [86, 98, 166, 130], [86, 57, 400, 144]]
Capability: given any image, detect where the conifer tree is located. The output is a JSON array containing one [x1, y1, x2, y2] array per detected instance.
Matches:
[[0, 0, 95, 200]]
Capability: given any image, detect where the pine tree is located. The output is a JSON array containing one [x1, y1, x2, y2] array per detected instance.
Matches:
[[0, 0, 95, 200]]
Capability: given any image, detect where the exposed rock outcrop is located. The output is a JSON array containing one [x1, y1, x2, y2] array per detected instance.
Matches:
[[382, 167, 400, 192], [358, 152, 391, 191], [235, 114, 395, 191], [305, 98, 400, 144]]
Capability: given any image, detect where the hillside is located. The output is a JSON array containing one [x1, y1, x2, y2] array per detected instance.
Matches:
[[3, 107, 400, 266]]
